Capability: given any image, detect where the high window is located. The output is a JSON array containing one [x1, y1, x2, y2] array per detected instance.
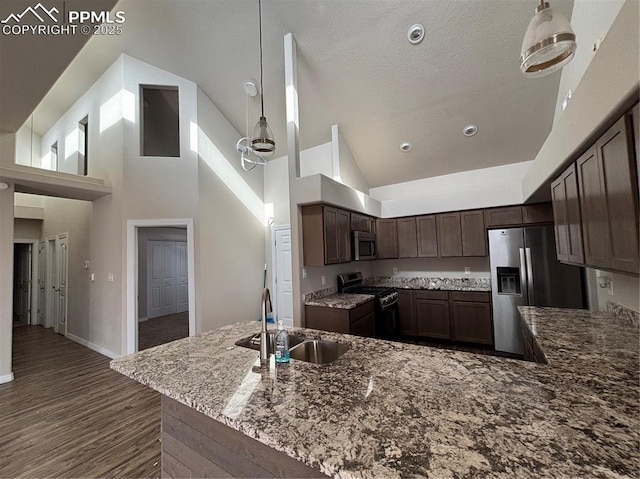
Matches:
[[141, 86, 180, 157]]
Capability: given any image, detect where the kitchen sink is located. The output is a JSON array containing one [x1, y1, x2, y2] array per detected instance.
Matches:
[[234, 333, 349, 364], [289, 340, 350, 364]]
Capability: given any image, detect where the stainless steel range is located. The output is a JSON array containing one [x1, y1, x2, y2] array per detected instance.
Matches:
[[337, 272, 399, 338]]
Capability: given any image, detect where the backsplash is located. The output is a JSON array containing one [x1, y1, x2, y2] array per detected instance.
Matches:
[[365, 276, 491, 291], [302, 286, 337, 303], [607, 301, 640, 326]]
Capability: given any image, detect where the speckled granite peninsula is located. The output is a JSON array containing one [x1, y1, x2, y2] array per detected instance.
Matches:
[[304, 292, 375, 309], [111, 308, 639, 478]]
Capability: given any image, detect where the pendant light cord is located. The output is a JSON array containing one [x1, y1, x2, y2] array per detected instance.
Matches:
[[259, 0, 265, 118]]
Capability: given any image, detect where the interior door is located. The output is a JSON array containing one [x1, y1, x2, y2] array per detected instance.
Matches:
[[47, 239, 57, 329], [37, 241, 46, 326], [19, 244, 32, 324], [148, 241, 164, 319], [274, 227, 293, 328], [161, 241, 177, 316], [56, 235, 68, 335], [176, 241, 188, 313]]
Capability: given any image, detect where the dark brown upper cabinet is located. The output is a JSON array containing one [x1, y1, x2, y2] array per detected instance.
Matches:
[[376, 219, 399, 259], [551, 163, 584, 264], [351, 212, 375, 234], [416, 215, 438, 258], [484, 206, 523, 228], [460, 210, 486, 256], [437, 213, 463, 257], [522, 203, 554, 224], [302, 204, 351, 266], [579, 115, 639, 274], [397, 217, 418, 258]]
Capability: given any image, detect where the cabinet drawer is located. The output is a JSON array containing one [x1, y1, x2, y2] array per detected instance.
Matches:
[[449, 291, 490, 303], [349, 300, 375, 323], [415, 290, 449, 301]]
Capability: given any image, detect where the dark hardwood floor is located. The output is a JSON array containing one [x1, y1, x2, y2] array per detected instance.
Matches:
[[0, 326, 160, 478]]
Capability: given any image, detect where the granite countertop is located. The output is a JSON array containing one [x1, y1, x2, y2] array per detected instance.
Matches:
[[111, 310, 639, 478], [365, 276, 491, 292], [304, 292, 375, 309]]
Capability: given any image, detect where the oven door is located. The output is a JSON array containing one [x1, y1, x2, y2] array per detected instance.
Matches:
[[353, 232, 377, 260]]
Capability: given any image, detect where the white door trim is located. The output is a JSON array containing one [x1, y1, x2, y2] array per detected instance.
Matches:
[[271, 224, 293, 328], [13, 239, 38, 325], [126, 219, 196, 354]]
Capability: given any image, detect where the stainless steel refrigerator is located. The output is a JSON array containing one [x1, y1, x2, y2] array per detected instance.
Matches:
[[489, 226, 584, 355]]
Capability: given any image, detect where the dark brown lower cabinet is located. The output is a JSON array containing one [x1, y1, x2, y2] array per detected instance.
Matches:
[[397, 289, 416, 336], [305, 300, 375, 337], [521, 318, 547, 364], [415, 291, 450, 340], [450, 301, 493, 345]]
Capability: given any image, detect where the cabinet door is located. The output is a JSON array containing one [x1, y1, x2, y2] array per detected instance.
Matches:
[[596, 115, 639, 274], [484, 206, 523, 227], [577, 147, 610, 269], [376, 219, 399, 259], [323, 206, 340, 264], [415, 299, 450, 339], [416, 215, 438, 257], [397, 290, 415, 336], [461, 210, 486, 256], [450, 301, 493, 345], [551, 164, 584, 264], [337, 209, 351, 263], [397, 218, 418, 258], [437, 213, 462, 257], [523, 203, 554, 224], [350, 312, 375, 338]]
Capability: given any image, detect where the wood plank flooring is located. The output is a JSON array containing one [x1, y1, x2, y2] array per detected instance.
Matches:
[[0, 326, 161, 478]]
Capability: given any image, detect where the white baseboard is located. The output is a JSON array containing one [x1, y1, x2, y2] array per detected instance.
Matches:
[[0, 372, 14, 384], [66, 333, 119, 359], [138, 317, 148, 323]]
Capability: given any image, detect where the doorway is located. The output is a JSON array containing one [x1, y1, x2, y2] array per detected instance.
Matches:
[[12, 243, 33, 327], [40, 234, 68, 334], [126, 220, 196, 354]]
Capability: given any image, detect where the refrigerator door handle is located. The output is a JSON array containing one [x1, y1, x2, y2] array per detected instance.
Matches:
[[525, 247, 535, 305], [519, 248, 528, 302]]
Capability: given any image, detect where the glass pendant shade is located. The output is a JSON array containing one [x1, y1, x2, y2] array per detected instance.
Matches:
[[520, 2, 576, 78], [251, 116, 276, 157]]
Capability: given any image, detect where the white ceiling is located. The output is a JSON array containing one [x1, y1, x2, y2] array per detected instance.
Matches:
[[1, 0, 574, 189]]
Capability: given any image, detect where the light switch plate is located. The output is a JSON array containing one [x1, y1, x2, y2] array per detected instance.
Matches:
[[108, 273, 114, 282], [392, 267, 398, 275], [302, 268, 307, 279], [464, 267, 471, 274], [321, 276, 326, 285]]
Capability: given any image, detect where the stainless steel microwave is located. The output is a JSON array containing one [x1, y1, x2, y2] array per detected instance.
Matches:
[[352, 231, 377, 260]]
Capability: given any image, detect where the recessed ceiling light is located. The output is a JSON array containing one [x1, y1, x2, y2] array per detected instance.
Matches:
[[407, 24, 424, 44], [463, 124, 478, 137], [400, 142, 412, 152]]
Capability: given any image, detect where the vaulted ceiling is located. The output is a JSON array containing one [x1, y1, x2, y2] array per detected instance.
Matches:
[[0, 0, 574, 189]]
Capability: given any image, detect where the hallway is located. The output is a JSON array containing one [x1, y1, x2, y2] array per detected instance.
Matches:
[[0, 326, 160, 478]]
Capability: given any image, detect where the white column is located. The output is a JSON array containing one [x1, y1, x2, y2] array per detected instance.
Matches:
[[0, 182, 15, 383], [284, 33, 304, 327]]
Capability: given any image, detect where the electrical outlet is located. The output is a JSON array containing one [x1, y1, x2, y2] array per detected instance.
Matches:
[[608, 280, 614, 296], [464, 267, 471, 275], [89, 273, 95, 282], [302, 268, 307, 279], [392, 267, 398, 275], [321, 275, 326, 285]]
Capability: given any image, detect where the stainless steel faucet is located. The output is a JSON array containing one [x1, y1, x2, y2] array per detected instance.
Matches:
[[260, 287, 272, 364]]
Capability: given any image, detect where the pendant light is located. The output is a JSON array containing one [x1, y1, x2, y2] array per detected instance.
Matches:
[[251, 0, 276, 157], [520, 0, 576, 78]]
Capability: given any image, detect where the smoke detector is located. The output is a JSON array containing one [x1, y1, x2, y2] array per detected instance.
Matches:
[[463, 124, 478, 137], [407, 24, 425, 44], [244, 81, 258, 97]]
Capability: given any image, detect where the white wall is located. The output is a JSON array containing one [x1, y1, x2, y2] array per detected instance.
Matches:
[[370, 161, 531, 217], [553, 0, 626, 124], [301, 261, 375, 296], [196, 87, 266, 332], [264, 155, 291, 226], [299, 142, 333, 179], [14, 118, 42, 167], [41, 197, 92, 341], [592, 269, 640, 313], [332, 124, 369, 194], [14, 218, 42, 240], [0, 184, 15, 383]]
